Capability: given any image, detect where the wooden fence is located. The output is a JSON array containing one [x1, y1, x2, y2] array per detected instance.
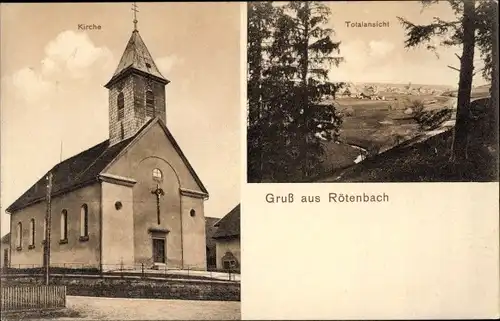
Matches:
[[1, 285, 66, 313]]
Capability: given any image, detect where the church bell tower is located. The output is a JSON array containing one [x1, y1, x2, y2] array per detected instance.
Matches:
[[104, 7, 170, 146]]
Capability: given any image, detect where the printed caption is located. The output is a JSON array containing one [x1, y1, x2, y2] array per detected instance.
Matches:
[[265, 192, 390, 204]]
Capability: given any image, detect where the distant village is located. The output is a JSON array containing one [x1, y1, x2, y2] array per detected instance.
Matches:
[[336, 82, 453, 101]]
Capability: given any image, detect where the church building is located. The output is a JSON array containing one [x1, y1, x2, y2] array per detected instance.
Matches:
[[6, 22, 209, 271]]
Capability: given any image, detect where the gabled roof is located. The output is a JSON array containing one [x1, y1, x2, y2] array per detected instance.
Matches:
[[205, 217, 220, 249], [213, 204, 240, 239], [101, 117, 209, 196], [6, 117, 208, 213], [6, 136, 134, 213], [105, 30, 168, 87]]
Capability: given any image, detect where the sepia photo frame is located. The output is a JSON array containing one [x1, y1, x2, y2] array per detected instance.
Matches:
[[0, 1, 499, 320]]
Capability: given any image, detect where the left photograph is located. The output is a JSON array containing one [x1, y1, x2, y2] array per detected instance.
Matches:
[[0, 2, 241, 320]]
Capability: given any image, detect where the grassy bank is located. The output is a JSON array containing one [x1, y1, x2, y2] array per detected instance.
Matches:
[[319, 97, 498, 182]]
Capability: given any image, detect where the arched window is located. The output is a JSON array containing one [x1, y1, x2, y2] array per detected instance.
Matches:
[[117, 92, 125, 120], [16, 222, 22, 249], [145, 90, 155, 118], [152, 168, 163, 181], [29, 219, 35, 247], [60, 210, 68, 241], [80, 204, 89, 238]]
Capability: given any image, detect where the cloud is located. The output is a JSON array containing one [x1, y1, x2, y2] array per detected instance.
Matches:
[[156, 55, 185, 76], [10, 68, 55, 104], [41, 57, 58, 75], [9, 30, 113, 105], [329, 38, 488, 86], [335, 39, 395, 73], [43, 30, 113, 79], [368, 40, 395, 58]]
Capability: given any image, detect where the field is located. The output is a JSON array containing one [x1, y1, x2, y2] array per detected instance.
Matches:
[[315, 92, 455, 178], [317, 90, 497, 182]]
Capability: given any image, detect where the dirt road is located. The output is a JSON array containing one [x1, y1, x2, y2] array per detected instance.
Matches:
[[54, 295, 240, 320]]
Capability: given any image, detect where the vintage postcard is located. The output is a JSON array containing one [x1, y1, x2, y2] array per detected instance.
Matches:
[[247, 0, 499, 183], [243, 1, 498, 320], [1, 1, 499, 320], [0, 2, 240, 320]]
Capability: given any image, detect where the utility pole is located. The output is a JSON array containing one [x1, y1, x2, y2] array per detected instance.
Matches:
[[44, 172, 53, 285]]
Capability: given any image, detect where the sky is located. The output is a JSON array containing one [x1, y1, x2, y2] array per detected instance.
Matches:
[[326, 1, 489, 87], [0, 3, 241, 237]]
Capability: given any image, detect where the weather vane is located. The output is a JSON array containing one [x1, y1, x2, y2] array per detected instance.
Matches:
[[132, 2, 139, 31]]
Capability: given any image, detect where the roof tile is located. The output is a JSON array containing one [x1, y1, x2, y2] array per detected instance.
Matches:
[[111, 30, 167, 83], [213, 204, 240, 239]]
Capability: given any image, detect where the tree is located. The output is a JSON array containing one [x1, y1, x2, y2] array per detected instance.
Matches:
[[398, 0, 479, 162], [247, 1, 344, 182], [274, 1, 344, 178], [475, 0, 499, 143], [247, 2, 277, 182]]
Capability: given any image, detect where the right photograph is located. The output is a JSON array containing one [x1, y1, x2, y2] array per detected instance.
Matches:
[[247, 0, 499, 183]]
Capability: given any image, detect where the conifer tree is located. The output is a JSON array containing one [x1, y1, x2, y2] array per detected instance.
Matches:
[[247, 1, 344, 182], [398, 0, 498, 162], [247, 2, 277, 182]]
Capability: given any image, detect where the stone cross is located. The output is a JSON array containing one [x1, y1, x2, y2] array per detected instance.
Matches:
[[132, 2, 139, 31], [151, 184, 164, 224]]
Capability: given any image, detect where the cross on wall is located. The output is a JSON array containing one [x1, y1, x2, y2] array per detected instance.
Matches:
[[151, 184, 165, 225]]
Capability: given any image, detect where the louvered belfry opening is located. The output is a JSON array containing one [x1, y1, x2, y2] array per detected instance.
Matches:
[[105, 29, 170, 145]]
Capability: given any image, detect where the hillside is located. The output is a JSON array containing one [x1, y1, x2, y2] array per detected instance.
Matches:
[[318, 97, 498, 182]]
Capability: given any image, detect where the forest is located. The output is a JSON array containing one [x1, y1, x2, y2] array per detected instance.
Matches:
[[247, 1, 498, 183]]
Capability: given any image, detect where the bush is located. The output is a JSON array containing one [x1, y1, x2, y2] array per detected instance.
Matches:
[[415, 108, 453, 130], [410, 99, 425, 116], [404, 99, 453, 130], [404, 107, 413, 115]]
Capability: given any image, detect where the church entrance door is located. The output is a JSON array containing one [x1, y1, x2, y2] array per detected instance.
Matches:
[[152, 238, 165, 263]]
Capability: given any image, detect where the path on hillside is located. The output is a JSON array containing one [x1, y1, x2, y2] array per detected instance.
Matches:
[[54, 296, 240, 320]]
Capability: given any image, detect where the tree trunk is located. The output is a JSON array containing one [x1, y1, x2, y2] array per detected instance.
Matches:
[[450, 0, 476, 162], [247, 3, 266, 182], [489, 1, 499, 146], [302, 2, 310, 178], [256, 17, 264, 181]]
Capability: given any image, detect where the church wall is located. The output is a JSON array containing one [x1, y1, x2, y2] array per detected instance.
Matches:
[[133, 74, 145, 118], [109, 76, 141, 145], [130, 156, 183, 268], [9, 183, 101, 268], [109, 73, 168, 146], [107, 122, 206, 193], [101, 181, 135, 270], [105, 123, 206, 268], [132, 75, 166, 124], [215, 238, 241, 271], [181, 195, 207, 270]]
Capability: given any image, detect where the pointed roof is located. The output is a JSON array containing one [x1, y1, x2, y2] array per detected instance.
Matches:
[[105, 30, 169, 88], [6, 117, 209, 213], [5, 132, 138, 213], [1, 233, 10, 244]]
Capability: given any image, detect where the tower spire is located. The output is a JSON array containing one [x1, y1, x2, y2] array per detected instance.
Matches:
[[132, 2, 139, 31]]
